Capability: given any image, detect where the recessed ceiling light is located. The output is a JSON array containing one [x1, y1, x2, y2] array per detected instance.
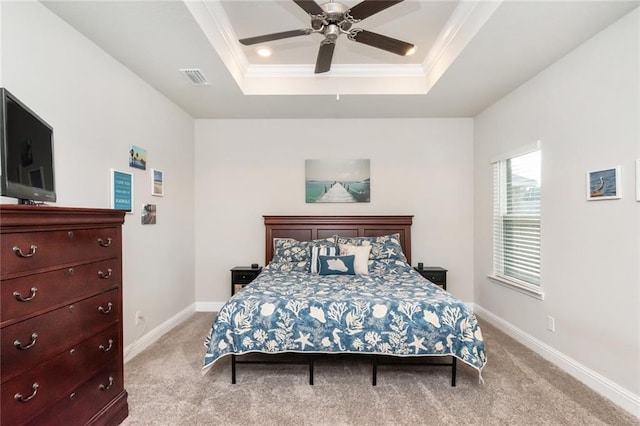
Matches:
[[256, 47, 272, 57]]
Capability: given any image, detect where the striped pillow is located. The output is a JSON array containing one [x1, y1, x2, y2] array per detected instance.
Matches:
[[311, 245, 337, 274]]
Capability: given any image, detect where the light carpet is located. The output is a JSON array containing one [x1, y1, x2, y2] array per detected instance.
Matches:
[[120, 312, 638, 425]]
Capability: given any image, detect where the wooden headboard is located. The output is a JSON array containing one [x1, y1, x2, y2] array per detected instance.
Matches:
[[264, 215, 413, 265]]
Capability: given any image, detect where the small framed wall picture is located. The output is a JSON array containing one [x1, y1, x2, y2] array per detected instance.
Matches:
[[129, 145, 147, 170], [586, 166, 621, 201], [110, 169, 133, 212], [141, 203, 157, 225], [151, 168, 164, 197]]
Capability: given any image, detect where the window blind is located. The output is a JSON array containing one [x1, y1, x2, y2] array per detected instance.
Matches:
[[493, 150, 541, 287]]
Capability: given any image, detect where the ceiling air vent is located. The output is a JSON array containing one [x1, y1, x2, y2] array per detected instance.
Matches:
[[180, 68, 209, 85]]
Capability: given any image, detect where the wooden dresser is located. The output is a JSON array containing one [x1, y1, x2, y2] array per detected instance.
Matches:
[[1, 205, 128, 425]]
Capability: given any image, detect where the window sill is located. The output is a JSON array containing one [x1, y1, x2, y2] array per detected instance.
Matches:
[[488, 275, 545, 300]]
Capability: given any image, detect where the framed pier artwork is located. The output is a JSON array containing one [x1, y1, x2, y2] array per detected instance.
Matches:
[[305, 159, 370, 203]]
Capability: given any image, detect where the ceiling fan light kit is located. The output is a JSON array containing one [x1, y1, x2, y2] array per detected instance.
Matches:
[[239, 0, 415, 74]]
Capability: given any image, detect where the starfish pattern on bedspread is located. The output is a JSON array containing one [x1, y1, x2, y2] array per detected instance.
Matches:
[[203, 265, 487, 378]]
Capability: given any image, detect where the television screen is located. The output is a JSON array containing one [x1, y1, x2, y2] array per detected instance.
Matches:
[[1, 88, 56, 203]]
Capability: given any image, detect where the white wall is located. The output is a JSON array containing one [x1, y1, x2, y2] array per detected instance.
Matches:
[[1, 2, 196, 349], [4, 0, 637, 415], [474, 7, 639, 411], [194, 118, 474, 306]]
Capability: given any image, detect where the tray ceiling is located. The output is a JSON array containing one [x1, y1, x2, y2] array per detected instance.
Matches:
[[42, 0, 639, 118]]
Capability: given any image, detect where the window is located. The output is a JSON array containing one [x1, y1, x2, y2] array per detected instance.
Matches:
[[492, 149, 541, 293]]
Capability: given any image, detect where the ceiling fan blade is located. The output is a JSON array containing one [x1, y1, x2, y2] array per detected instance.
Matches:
[[293, 0, 324, 16], [350, 29, 415, 56], [315, 41, 335, 74], [348, 0, 404, 21], [239, 29, 311, 46]]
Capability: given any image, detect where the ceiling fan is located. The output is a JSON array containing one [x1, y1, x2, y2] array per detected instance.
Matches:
[[238, 0, 416, 74]]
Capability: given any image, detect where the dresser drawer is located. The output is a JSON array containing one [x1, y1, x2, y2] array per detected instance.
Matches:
[[1, 290, 120, 382], [1, 324, 120, 426], [26, 361, 124, 426], [1, 259, 121, 324], [1, 228, 121, 277]]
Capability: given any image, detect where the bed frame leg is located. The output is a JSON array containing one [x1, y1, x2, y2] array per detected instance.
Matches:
[[451, 356, 457, 387], [309, 356, 314, 385], [372, 356, 378, 386], [231, 354, 237, 384]]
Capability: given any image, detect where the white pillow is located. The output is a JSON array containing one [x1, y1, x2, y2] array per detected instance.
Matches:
[[339, 244, 371, 275]]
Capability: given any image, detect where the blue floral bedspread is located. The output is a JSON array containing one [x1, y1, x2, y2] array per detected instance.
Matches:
[[203, 266, 487, 377]]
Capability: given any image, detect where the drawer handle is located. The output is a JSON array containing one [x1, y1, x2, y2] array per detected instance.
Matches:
[[98, 268, 113, 279], [13, 245, 37, 258], [99, 376, 114, 391], [14, 383, 39, 403], [99, 339, 114, 352], [14, 333, 38, 350], [97, 237, 112, 247], [13, 287, 38, 302], [98, 302, 113, 314]]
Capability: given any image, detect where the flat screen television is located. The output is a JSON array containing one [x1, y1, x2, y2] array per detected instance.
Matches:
[[0, 88, 56, 204]]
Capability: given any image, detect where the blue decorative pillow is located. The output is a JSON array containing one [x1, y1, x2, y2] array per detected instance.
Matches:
[[272, 237, 336, 266], [272, 238, 310, 263], [318, 255, 356, 275], [335, 233, 407, 262], [311, 245, 337, 274]]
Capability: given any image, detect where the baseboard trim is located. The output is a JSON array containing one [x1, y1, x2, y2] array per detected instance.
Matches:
[[124, 304, 196, 363], [195, 301, 225, 312], [474, 304, 640, 418]]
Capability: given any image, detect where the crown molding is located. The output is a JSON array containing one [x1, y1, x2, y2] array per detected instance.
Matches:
[[184, 0, 499, 96], [244, 63, 425, 78], [182, 0, 249, 83], [422, 0, 503, 92]]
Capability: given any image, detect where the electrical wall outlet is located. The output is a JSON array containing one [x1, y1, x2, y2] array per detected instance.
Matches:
[[135, 310, 144, 326], [546, 315, 555, 332]]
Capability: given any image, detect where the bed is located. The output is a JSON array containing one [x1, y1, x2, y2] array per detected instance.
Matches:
[[203, 215, 486, 386]]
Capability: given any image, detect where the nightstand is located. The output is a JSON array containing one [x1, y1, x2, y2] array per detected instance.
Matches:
[[414, 266, 447, 290], [231, 266, 262, 295]]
